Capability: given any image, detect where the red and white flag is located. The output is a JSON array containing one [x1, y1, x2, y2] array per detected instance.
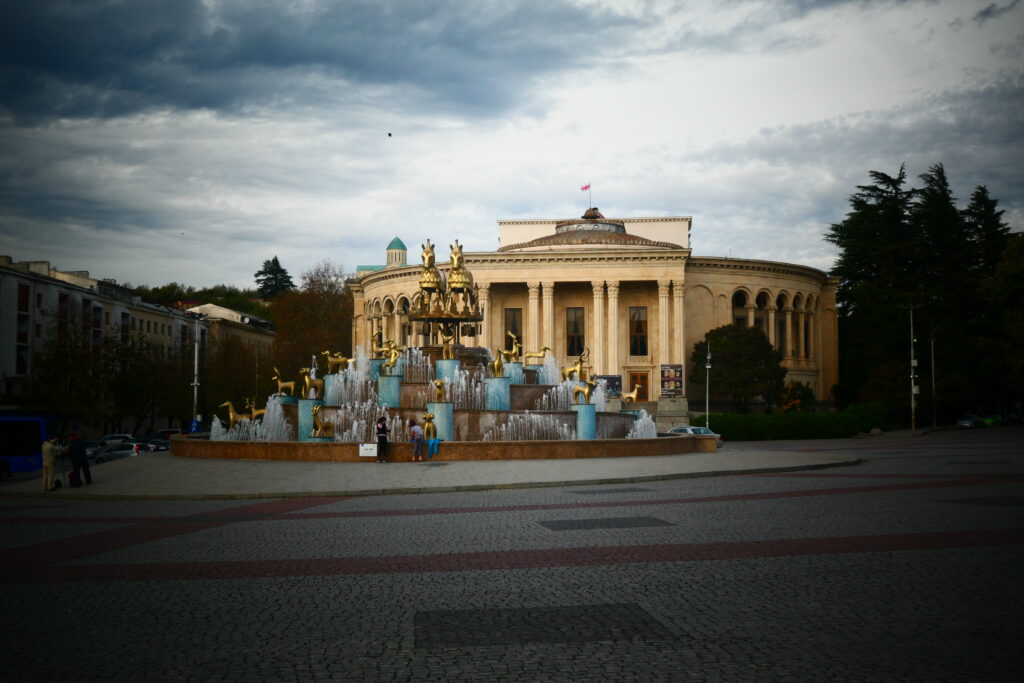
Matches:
[[580, 184, 591, 191]]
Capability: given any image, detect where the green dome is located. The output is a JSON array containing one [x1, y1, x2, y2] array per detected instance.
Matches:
[[386, 237, 407, 250]]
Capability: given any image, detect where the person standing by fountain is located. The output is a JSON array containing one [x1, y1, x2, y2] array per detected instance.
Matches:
[[68, 433, 92, 486], [375, 415, 390, 463], [408, 418, 424, 461]]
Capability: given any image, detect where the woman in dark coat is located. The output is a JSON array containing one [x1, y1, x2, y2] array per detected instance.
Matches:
[[375, 416, 390, 463]]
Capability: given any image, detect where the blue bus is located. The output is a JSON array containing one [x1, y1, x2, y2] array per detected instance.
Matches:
[[0, 414, 60, 479]]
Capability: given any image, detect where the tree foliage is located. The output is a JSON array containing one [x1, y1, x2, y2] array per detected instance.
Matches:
[[132, 282, 273, 321], [254, 256, 295, 300], [690, 325, 786, 410], [825, 163, 1016, 423]]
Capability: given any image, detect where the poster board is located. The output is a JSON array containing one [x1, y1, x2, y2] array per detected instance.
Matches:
[[594, 375, 622, 397], [660, 364, 684, 397], [358, 443, 378, 458]]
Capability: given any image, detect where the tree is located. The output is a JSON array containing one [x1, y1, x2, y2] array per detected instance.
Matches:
[[272, 260, 354, 378], [690, 325, 786, 410], [254, 256, 295, 300]]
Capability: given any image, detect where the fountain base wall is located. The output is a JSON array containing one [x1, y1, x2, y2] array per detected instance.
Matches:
[[172, 434, 714, 462]]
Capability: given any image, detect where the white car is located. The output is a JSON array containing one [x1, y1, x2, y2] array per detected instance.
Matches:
[[667, 425, 724, 448]]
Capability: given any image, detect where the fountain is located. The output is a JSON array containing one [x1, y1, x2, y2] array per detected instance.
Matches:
[[180, 239, 718, 461]]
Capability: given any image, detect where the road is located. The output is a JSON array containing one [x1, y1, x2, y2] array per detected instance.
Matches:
[[3, 427, 1022, 682]]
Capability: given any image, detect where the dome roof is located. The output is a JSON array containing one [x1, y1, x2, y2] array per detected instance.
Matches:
[[386, 237, 407, 250], [499, 208, 683, 252]]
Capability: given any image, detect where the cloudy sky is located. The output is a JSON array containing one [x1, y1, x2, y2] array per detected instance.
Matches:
[[1, 0, 1021, 290]]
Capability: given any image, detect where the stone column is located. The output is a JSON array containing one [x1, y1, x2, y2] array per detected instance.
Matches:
[[672, 280, 685, 364], [478, 284, 491, 351], [767, 305, 777, 347], [746, 304, 756, 328], [527, 282, 540, 353], [783, 307, 793, 358], [658, 281, 670, 394], [542, 281, 555, 352], [591, 281, 605, 375], [606, 281, 620, 377], [808, 311, 816, 361], [798, 310, 807, 359]]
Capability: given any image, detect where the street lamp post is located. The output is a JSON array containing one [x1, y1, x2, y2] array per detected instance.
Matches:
[[705, 340, 712, 431], [909, 308, 918, 436], [930, 327, 938, 430], [191, 313, 205, 430]]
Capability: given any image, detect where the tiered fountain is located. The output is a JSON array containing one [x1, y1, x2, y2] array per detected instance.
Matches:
[[175, 240, 714, 462]]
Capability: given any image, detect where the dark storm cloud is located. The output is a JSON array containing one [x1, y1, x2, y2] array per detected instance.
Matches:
[[974, 0, 1021, 24], [0, 0, 643, 122]]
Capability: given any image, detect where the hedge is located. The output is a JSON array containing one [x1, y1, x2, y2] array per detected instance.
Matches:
[[689, 403, 889, 441]]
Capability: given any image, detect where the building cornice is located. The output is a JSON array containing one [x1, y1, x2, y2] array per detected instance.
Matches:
[[686, 256, 828, 283]]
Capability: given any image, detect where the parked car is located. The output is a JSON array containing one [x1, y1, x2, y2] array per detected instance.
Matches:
[[147, 439, 170, 452], [955, 415, 983, 429], [92, 440, 150, 463], [96, 433, 134, 448], [83, 441, 100, 458], [667, 425, 724, 449], [982, 414, 1003, 428], [155, 429, 181, 439]]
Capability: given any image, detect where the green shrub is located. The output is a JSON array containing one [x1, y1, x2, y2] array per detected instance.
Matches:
[[690, 411, 862, 440]]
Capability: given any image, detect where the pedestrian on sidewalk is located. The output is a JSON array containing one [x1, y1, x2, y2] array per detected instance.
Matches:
[[375, 415, 390, 463], [41, 436, 64, 492], [408, 418, 424, 461], [68, 433, 92, 485]]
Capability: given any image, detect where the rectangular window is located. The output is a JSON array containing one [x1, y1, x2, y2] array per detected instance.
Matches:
[[17, 283, 30, 313], [504, 308, 522, 350], [628, 306, 648, 356], [35, 293, 42, 308], [566, 307, 585, 356]]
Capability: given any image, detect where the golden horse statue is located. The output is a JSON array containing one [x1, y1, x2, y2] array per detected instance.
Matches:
[[298, 368, 325, 400], [620, 383, 643, 405], [218, 401, 251, 430], [561, 348, 589, 382], [244, 397, 266, 421], [272, 367, 295, 397], [524, 346, 552, 364], [321, 350, 348, 374], [432, 378, 447, 402], [311, 404, 335, 438], [572, 377, 598, 405], [489, 348, 504, 378]]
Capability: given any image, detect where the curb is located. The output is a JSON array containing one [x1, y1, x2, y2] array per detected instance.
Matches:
[[0, 457, 863, 501]]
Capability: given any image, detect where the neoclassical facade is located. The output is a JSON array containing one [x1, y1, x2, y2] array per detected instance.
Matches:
[[351, 210, 838, 405]]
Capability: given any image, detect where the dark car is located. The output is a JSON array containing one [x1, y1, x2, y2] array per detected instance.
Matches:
[[955, 415, 983, 429], [147, 439, 170, 452]]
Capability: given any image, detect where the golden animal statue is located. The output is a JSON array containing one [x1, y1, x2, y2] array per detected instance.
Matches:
[[372, 338, 395, 360], [218, 401, 251, 430], [321, 350, 348, 374], [489, 348, 504, 378], [440, 325, 456, 360], [499, 331, 521, 363], [419, 239, 442, 301], [298, 367, 325, 400], [380, 343, 406, 377], [561, 347, 590, 382], [447, 239, 474, 291], [272, 367, 296, 397], [620, 383, 643, 405], [432, 378, 447, 402], [245, 397, 266, 421], [572, 377, 599, 405], [311, 404, 335, 438], [524, 346, 552, 364], [422, 412, 437, 440]]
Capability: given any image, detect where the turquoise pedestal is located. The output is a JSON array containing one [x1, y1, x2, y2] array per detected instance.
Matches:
[[485, 377, 511, 411], [573, 403, 597, 440], [377, 375, 402, 408], [620, 408, 642, 418], [275, 395, 299, 406], [324, 375, 337, 401], [505, 362, 524, 384], [298, 398, 325, 442], [426, 401, 454, 441], [369, 359, 384, 382], [435, 359, 461, 383], [307, 436, 334, 443]]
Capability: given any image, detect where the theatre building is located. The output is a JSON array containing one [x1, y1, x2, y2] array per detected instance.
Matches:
[[350, 209, 838, 416]]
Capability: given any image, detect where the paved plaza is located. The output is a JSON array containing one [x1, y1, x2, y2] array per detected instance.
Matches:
[[3, 427, 1022, 682]]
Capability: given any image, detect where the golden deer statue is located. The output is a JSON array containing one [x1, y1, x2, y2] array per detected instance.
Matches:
[[311, 404, 335, 438], [489, 348, 504, 378], [499, 331, 521, 363], [561, 347, 589, 382], [244, 397, 266, 421], [272, 367, 295, 397], [572, 377, 598, 405], [524, 346, 552, 364], [218, 401, 251, 430], [298, 368, 325, 400], [321, 350, 348, 374], [620, 383, 643, 405], [432, 378, 447, 402]]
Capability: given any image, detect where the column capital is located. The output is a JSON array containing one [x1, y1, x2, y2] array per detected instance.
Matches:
[[527, 282, 540, 296], [657, 280, 671, 296], [745, 304, 756, 311], [672, 279, 685, 291], [591, 280, 605, 293]]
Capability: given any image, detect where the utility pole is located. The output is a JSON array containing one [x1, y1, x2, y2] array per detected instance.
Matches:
[[705, 340, 712, 431], [909, 308, 918, 436], [930, 327, 937, 430]]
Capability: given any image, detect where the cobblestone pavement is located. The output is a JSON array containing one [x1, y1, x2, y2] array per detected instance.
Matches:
[[3, 427, 1023, 682]]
